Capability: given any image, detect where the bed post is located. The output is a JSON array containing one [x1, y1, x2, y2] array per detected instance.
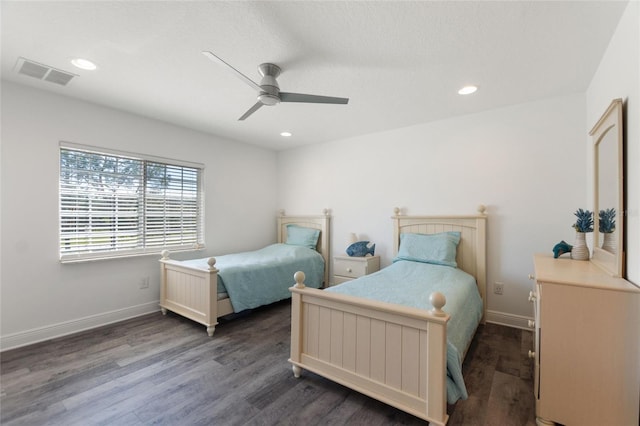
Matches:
[[392, 207, 401, 258], [289, 271, 306, 378], [426, 291, 448, 424], [426, 316, 449, 425], [159, 250, 170, 315], [475, 205, 488, 323], [204, 257, 218, 337], [320, 209, 331, 287]]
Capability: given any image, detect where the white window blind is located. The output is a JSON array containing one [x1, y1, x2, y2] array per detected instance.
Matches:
[[59, 144, 204, 262]]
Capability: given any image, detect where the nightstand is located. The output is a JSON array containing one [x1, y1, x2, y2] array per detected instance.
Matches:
[[332, 255, 380, 285]]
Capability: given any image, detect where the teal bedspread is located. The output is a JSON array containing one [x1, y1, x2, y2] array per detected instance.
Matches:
[[183, 244, 324, 313], [325, 260, 482, 404]]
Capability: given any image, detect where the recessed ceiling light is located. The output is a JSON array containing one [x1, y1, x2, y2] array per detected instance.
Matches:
[[458, 85, 478, 95], [280, 132, 292, 137], [71, 58, 97, 71]]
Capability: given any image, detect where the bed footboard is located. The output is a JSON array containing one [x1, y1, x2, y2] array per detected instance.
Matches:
[[159, 251, 227, 336], [289, 272, 450, 425]]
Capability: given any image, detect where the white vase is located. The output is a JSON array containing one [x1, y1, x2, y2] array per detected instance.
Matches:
[[601, 232, 616, 254], [571, 232, 590, 260]]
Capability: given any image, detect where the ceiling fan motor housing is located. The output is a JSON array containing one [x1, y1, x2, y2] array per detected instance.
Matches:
[[258, 63, 281, 105]]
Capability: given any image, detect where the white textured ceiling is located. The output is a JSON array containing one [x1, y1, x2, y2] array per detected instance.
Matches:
[[1, 1, 628, 150]]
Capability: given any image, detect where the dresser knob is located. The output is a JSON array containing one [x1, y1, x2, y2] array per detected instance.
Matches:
[[528, 350, 535, 359], [528, 291, 537, 302], [346, 268, 352, 273], [528, 320, 535, 328]]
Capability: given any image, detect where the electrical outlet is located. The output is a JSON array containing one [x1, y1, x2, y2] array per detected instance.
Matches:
[[139, 276, 150, 289], [493, 282, 504, 295]]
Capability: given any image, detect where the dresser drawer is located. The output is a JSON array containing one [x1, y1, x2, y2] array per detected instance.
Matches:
[[333, 275, 352, 285], [334, 257, 368, 278]]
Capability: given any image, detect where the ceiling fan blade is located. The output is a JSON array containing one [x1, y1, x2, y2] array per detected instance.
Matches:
[[280, 92, 349, 104], [202, 51, 262, 92], [238, 101, 264, 121]]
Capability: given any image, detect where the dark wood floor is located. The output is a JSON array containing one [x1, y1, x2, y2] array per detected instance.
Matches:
[[1, 300, 536, 425]]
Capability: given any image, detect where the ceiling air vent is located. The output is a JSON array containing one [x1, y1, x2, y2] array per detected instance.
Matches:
[[15, 57, 77, 86]]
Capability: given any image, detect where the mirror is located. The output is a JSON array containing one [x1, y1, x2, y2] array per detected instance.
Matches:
[[591, 98, 624, 277]]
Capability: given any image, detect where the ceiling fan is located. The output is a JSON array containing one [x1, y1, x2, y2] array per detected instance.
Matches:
[[202, 51, 349, 121]]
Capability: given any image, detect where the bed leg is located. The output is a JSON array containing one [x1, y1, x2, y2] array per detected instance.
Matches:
[[206, 325, 215, 337], [160, 308, 167, 315], [292, 365, 302, 378]]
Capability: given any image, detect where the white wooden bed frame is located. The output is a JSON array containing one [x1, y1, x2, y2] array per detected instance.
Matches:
[[159, 210, 331, 336], [289, 207, 487, 426]]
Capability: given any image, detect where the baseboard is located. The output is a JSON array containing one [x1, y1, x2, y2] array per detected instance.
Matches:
[[0, 301, 160, 352], [485, 309, 534, 330], [1, 305, 534, 351]]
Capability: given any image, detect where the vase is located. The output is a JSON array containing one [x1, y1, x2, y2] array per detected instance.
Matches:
[[601, 232, 616, 254], [571, 232, 589, 260]]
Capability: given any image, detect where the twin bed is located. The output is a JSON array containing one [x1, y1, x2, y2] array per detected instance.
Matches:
[[289, 207, 487, 426], [159, 207, 487, 425], [159, 210, 331, 336]]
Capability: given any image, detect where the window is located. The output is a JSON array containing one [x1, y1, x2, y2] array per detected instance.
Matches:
[[59, 143, 204, 262]]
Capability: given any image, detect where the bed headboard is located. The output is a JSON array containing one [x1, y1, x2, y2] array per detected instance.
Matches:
[[277, 209, 331, 287], [391, 206, 488, 318]]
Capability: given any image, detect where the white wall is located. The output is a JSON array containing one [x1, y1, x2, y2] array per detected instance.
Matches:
[[0, 82, 278, 349], [587, 0, 639, 285], [3, 2, 635, 348], [277, 94, 586, 325]]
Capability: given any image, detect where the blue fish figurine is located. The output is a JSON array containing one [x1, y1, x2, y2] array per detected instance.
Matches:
[[346, 241, 375, 257], [552, 240, 573, 258]]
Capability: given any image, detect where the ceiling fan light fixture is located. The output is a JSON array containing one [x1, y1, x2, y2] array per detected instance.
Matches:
[[258, 93, 280, 106], [71, 58, 97, 71], [458, 85, 478, 95]]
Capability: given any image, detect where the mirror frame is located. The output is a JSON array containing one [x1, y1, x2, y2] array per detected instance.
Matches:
[[590, 98, 624, 277]]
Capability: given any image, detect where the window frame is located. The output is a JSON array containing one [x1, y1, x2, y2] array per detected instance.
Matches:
[[59, 142, 205, 263]]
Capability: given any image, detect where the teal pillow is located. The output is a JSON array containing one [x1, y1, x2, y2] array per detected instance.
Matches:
[[285, 225, 320, 250], [393, 231, 461, 267]]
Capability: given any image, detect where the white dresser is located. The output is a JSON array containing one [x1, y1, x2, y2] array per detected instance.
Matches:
[[332, 255, 380, 285], [530, 254, 640, 426]]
